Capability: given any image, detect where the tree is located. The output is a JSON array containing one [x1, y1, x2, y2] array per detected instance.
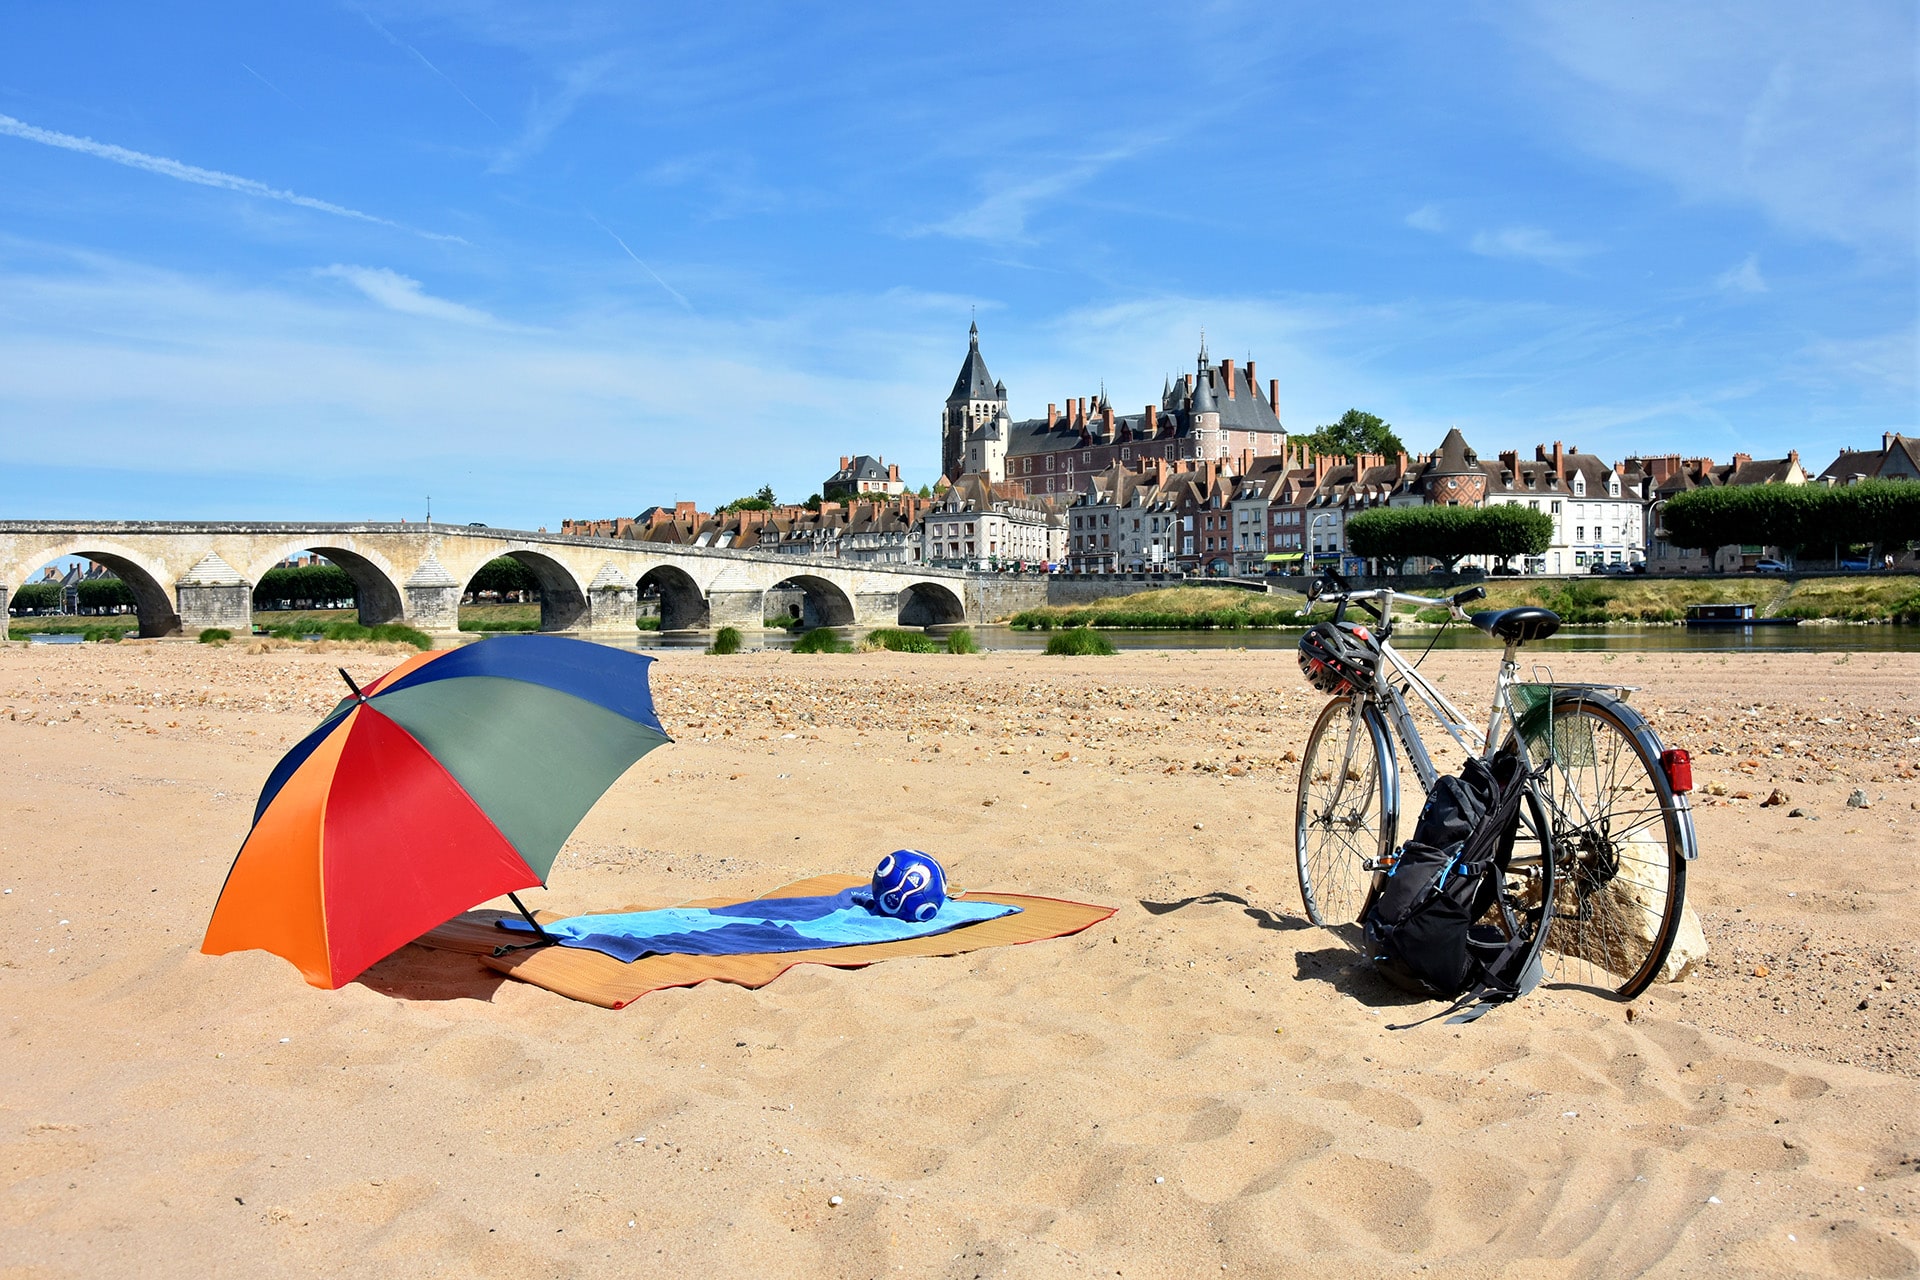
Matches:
[[723, 485, 778, 512], [1346, 505, 1551, 572], [1301, 409, 1406, 461], [804, 493, 822, 511], [254, 564, 357, 609], [76, 578, 136, 611], [1662, 481, 1920, 559], [917, 483, 932, 498], [466, 556, 541, 598], [9, 582, 61, 613]]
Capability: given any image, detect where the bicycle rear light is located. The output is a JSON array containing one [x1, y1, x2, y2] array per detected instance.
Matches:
[[1661, 748, 1693, 793]]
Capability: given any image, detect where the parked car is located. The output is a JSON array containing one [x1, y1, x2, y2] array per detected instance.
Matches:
[[1590, 561, 1636, 576], [1754, 558, 1790, 573], [1839, 557, 1873, 571], [1490, 564, 1522, 576]]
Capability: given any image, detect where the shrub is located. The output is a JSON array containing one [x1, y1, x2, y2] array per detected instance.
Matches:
[[791, 627, 852, 654], [1045, 627, 1117, 656], [636, 616, 662, 631], [198, 628, 232, 645], [708, 626, 743, 655], [946, 626, 979, 654], [864, 627, 940, 653], [82, 627, 121, 643]]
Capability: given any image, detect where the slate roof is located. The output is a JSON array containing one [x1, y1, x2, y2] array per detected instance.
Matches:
[[827, 455, 893, 485], [948, 323, 1000, 404], [1818, 435, 1920, 483]]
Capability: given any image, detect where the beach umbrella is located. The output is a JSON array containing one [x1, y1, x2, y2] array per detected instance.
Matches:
[[201, 635, 670, 989]]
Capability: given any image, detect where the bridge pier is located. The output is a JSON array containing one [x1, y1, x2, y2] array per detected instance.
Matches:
[[403, 554, 463, 632], [585, 564, 637, 633], [854, 591, 900, 628], [707, 589, 766, 649], [175, 553, 252, 636]]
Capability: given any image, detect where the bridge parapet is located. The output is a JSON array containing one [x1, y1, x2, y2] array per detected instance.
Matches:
[[0, 520, 979, 638]]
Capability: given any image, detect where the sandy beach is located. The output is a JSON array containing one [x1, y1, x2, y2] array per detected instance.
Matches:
[[2, 639, 1916, 1278]]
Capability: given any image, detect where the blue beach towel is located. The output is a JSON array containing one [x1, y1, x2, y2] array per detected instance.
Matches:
[[497, 886, 1020, 963]]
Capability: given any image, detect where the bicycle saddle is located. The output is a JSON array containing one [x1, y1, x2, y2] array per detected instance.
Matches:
[[1470, 606, 1561, 644]]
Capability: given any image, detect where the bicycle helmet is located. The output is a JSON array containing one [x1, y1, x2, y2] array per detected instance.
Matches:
[[870, 850, 948, 922], [1297, 621, 1379, 695]]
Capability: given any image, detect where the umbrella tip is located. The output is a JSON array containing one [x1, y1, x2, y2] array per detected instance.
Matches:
[[337, 667, 366, 700]]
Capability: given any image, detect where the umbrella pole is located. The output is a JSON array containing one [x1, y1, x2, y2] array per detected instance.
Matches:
[[507, 892, 556, 944]]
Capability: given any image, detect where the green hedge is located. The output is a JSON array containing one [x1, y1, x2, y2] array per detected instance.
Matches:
[[708, 626, 743, 655], [1346, 504, 1553, 569], [791, 627, 852, 654], [1663, 480, 1920, 554]]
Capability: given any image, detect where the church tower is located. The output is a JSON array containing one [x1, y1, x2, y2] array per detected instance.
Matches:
[[942, 322, 1007, 481]]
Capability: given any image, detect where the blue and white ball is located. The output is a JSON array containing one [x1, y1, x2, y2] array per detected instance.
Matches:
[[872, 850, 948, 923]]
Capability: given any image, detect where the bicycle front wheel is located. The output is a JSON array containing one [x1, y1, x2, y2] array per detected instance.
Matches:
[[1295, 694, 1398, 933], [1509, 691, 1690, 1000]]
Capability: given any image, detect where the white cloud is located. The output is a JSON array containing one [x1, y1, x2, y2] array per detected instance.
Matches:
[[1405, 204, 1447, 234], [318, 265, 495, 325], [910, 142, 1153, 245], [1501, 3, 1916, 250], [488, 55, 617, 173], [1714, 254, 1768, 294], [0, 113, 465, 244], [1468, 226, 1596, 268]]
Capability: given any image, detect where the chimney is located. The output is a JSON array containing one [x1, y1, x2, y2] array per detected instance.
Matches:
[[839, 456, 849, 472], [1315, 455, 1331, 484], [1185, 373, 1194, 393], [1552, 442, 1565, 482], [889, 463, 900, 482], [1733, 452, 1752, 471], [1103, 404, 1114, 435], [1145, 404, 1158, 436], [1269, 378, 1281, 421], [1245, 359, 1256, 392], [1500, 450, 1519, 483], [1221, 358, 1236, 399], [1047, 402, 1057, 428], [1078, 397, 1088, 425], [1887, 432, 1896, 450], [1786, 449, 1799, 470]]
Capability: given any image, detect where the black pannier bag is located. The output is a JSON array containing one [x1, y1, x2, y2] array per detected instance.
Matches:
[[1362, 753, 1538, 1006]]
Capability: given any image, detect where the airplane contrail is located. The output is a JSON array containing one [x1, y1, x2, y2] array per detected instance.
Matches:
[[0, 113, 466, 245], [588, 213, 693, 311]]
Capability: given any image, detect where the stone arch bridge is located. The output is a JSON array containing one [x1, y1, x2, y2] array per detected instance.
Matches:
[[0, 522, 983, 643]]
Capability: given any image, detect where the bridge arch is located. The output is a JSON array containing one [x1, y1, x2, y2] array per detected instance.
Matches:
[[6, 544, 180, 637], [637, 564, 710, 631], [495, 550, 588, 632], [245, 543, 407, 627], [773, 574, 855, 629], [897, 581, 967, 628]]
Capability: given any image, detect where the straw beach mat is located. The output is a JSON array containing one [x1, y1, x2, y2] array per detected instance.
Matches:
[[416, 874, 1115, 1009]]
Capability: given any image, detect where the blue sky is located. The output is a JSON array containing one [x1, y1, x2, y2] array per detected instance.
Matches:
[[0, 1, 1913, 529]]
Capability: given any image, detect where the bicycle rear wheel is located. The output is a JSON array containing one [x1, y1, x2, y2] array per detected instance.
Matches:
[[1295, 694, 1397, 933], [1508, 691, 1689, 999]]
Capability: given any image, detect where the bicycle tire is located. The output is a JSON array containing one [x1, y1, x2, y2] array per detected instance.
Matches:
[[1295, 694, 1398, 933], [1506, 690, 1689, 1000]]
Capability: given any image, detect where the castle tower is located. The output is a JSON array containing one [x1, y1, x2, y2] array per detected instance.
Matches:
[[966, 407, 1011, 484], [1191, 340, 1224, 461], [942, 322, 1007, 481]]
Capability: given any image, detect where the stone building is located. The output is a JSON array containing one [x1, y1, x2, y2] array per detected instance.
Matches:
[[823, 455, 908, 501], [923, 474, 1065, 568], [1632, 452, 1808, 573], [940, 327, 1287, 496]]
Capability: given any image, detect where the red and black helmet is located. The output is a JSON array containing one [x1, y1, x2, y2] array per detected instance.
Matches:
[[1297, 621, 1379, 695]]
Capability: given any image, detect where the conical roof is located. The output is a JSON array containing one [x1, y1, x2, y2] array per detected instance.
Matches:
[[947, 322, 998, 403]]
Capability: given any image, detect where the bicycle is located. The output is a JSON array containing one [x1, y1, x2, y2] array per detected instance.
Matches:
[[1291, 573, 1698, 1001]]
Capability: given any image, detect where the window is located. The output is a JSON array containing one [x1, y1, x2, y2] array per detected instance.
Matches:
[[1574, 552, 1588, 567], [1576, 526, 1585, 542], [1550, 501, 1561, 514]]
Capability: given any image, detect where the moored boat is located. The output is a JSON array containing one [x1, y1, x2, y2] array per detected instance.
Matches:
[[1684, 603, 1801, 628]]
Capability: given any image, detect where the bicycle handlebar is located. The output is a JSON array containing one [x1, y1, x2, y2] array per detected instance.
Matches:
[[1294, 573, 1487, 622]]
